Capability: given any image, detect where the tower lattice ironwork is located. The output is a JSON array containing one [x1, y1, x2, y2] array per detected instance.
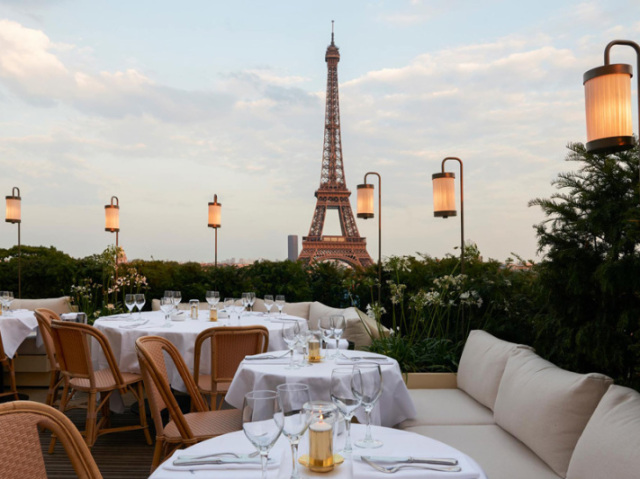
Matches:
[[298, 28, 373, 268]]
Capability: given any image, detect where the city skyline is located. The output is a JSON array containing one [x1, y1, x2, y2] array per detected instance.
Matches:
[[1, 1, 639, 264]]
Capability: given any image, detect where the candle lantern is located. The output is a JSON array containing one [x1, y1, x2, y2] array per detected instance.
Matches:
[[303, 401, 338, 472]]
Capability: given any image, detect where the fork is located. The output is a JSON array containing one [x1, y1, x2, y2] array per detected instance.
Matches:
[[362, 456, 462, 474], [183, 450, 260, 460], [244, 351, 290, 360]]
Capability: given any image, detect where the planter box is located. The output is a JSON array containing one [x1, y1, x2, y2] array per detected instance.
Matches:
[[403, 372, 457, 389]]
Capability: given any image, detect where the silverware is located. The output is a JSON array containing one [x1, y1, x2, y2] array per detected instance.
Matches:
[[244, 352, 290, 360], [362, 456, 462, 474], [173, 452, 263, 467], [362, 455, 458, 466], [181, 450, 260, 460]]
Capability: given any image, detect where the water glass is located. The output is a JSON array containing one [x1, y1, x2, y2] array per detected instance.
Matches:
[[276, 384, 311, 479], [134, 293, 145, 319], [205, 291, 220, 309], [282, 322, 301, 369], [264, 295, 274, 316], [352, 363, 383, 448], [248, 292, 256, 311], [160, 296, 173, 323], [331, 314, 345, 355], [319, 317, 335, 358], [242, 390, 284, 479], [124, 294, 135, 316], [330, 367, 362, 454], [275, 295, 286, 317]]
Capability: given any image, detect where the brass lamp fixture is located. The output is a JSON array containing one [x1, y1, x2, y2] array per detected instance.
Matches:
[[432, 157, 465, 274], [5, 187, 22, 298], [583, 40, 639, 155], [208, 194, 221, 267], [105, 196, 120, 249], [357, 172, 381, 303]]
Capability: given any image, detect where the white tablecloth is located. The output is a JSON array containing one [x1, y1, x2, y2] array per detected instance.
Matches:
[[0, 310, 38, 358], [225, 350, 416, 428], [150, 424, 487, 479], [93, 311, 345, 387]]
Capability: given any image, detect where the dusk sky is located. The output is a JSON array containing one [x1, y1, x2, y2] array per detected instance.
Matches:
[[1, 0, 639, 264]]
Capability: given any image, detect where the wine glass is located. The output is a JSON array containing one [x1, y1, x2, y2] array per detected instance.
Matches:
[[275, 295, 285, 317], [134, 293, 146, 319], [330, 367, 362, 454], [248, 292, 256, 312], [3, 291, 14, 313], [171, 291, 181, 309], [264, 295, 274, 317], [331, 314, 346, 356], [241, 293, 250, 311], [298, 328, 313, 367], [242, 390, 284, 479], [205, 291, 220, 313], [282, 322, 301, 370], [319, 317, 335, 359], [352, 363, 383, 448], [124, 294, 135, 316], [276, 383, 312, 479], [160, 296, 173, 324]]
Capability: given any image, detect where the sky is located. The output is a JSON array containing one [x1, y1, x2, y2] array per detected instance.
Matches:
[[1, 0, 639, 265]]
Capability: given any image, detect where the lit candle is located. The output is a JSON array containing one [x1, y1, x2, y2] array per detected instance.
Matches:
[[308, 339, 321, 362], [309, 414, 334, 472], [209, 307, 218, 321]]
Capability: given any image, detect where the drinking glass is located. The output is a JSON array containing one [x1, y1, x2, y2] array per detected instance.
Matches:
[[160, 296, 173, 324], [282, 322, 301, 370], [264, 295, 274, 317], [205, 291, 220, 310], [241, 293, 250, 311], [352, 363, 383, 448], [319, 317, 335, 358], [171, 291, 181, 309], [331, 314, 345, 356], [242, 390, 284, 479], [124, 294, 135, 316], [134, 293, 146, 319], [298, 328, 313, 367], [275, 295, 286, 317], [3, 291, 14, 312], [248, 292, 256, 312], [276, 384, 312, 479], [330, 367, 362, 454]]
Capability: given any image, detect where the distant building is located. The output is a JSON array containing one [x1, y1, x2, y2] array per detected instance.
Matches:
[[288, 235, 299, 262]]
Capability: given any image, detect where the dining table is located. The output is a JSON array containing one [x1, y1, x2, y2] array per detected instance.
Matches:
[[0, 309, 39, 359], [149, 423, 488, 479], [225, 349, 416, 428], [92, 310, 348, 390]]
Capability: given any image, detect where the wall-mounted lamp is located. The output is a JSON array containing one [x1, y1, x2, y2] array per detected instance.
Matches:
[[432, 157, 465, 274], [208, 194, 221, 267], [357, 172, 381, 303], [5, 187, 22, 298]]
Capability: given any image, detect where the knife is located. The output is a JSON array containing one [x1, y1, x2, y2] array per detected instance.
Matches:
[[173, 455, 264, 466], [361, 455, 459, 466]]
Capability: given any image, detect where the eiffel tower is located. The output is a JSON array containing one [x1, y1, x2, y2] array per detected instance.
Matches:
[[298, 26, 373, 268]]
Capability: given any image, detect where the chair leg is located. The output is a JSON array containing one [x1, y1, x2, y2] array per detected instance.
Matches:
[[85, 391, 97, 447], [49, 381, 72, 454], [136, 381, 152, 445], [150, 438, 165, 472], [45, 369, 58, 407]]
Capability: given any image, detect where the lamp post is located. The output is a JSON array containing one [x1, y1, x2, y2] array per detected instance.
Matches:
[[5, 187, 21, 298], [432, 157, 465, 274], [583, 40, 640, 187], [208, 194, 221, 267], [105, 196, 120, 281], [357, 172, 381, 303]]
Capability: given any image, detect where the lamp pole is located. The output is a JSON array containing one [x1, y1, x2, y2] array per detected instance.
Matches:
[[433, 157, 464, 275], [357, 172, 382, 304], [105, 196, 120, 281], [208, 194, 221, 267], [5, 187, 21, 298]]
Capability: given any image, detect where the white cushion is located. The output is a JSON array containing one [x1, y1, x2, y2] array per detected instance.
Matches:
[[14, 296, 72, 315], [405, 424, 562, 479], [308, 301, 345, 330], [494, 349, 613, 477], [397, 389, 495, 428], [567, 385, 640, 479], [457, 330, 531, 410], [282, 301, 312, 320]]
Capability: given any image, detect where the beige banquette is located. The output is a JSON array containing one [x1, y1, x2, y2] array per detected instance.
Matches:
[[398, 330, 640, 479]]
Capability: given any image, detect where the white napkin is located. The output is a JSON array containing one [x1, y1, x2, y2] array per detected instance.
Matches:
[[119, 320, 150, 329], [60, 313, 78, 321], [97, 315, 135, 322], [354, 455, 480, 479], [335, 353, 393, 365], [162, 450, 277, 472]]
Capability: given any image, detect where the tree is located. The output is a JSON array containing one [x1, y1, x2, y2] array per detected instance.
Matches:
[[529, 142, 640, 387]]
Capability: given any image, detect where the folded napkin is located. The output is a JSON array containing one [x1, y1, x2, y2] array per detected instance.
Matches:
[[119, 319, 150, 329], [335, 353, 393, 365], [269, 318, 300, 323], [355, 455, 480, 479], [60, 313, 78, 321], [162, 451, 277, 472], [97, 315, 135, 322]]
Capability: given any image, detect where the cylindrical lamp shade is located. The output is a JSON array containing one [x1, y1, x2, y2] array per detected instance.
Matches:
[[583, 63, 635, 153], [208, 196, 221, 228], [432, 172, 457, 218], [357, 183, 374, 218], [105, 197, 119, 232], [5, 188, 21, 223]]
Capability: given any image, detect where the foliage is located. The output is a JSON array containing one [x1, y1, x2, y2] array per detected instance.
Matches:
[[530, 142, 640, 388]]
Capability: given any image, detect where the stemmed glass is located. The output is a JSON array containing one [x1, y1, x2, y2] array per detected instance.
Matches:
[[124, 294, 135, 317], [171, 291, 181, 310], [352, 363, 383, 448], [134, 293, 145, 319], [275, 295, 286, 317], [242, 390, 284, 479], [276, 383, 312, 479], [331, 315, 345, 356], [330, 367, 362, 454], [248, 292, 256, 312], [2, 291, 14, 313], [241, 293, 250, 312], [264, 295, 274, 317], [282, 322, 301, 370], [205, 291, 220, 313], [319, 317, 335, 359], [160, 296, 173, 324]]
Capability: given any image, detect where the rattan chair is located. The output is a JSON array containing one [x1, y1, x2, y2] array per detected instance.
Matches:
[[0, 400, 103, 479], [193, 325, 269, 409], [34, 308, 65, 407], [0, 328, 19, 402], [135, 335, 242, 471], [50, 320, 152, 450]]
